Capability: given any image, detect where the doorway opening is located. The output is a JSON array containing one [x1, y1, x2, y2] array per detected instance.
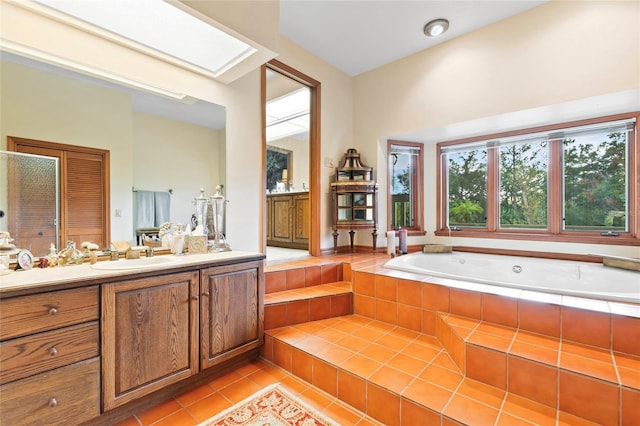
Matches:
[[262, 60, 320, 261]]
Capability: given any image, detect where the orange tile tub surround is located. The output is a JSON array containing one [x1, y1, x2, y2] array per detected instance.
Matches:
[[353, 271, 376, 297], [518, 300, 561, 337], [612, 314, 640, 356], [561, 306, 611, 349], [449, 288, 482, 319], [482, 293, 518, 328]]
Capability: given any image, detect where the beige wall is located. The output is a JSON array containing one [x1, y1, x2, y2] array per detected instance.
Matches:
[[352, 0, 640, 257], [274, 37, 354, 249], [132, 112, 225, 227], [2, 0, 639, 257]]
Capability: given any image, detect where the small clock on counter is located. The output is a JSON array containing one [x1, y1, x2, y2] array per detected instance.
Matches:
[[16, 249, 34, 270]]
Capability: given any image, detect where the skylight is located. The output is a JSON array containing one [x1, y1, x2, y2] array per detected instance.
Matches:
[[266, 88, 310, 141], [34, 0, 255, 76]]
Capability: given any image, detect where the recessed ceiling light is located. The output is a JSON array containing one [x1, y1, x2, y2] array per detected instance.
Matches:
[[424, 19, 449, 37]]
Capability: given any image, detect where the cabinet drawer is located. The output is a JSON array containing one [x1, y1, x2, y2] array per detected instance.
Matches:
[[0, 286, 98, 340], [0, 321, 99, 385], [0, 357, 100, 426]]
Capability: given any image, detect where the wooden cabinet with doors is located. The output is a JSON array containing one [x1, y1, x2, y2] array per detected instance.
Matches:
[[266, 191, 309, 249], [200, 260, 264, 369], [101, 271, 199, 411]]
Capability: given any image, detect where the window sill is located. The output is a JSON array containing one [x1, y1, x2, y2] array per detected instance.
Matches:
[[387, 229, 426, 237], [433, 229, 639, 246]]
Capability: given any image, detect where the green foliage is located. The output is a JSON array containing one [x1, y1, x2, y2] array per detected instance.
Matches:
[[499, 142, 547, 228], [450, 200, 484, 224], [445, 130, 627, 231], [448, 149, 487, 226], [563, 132, 626, 230]]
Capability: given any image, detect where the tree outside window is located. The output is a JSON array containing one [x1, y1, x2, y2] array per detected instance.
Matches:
[[563, 131, 627, 231], [437, 113, 638, 244], [447, 148, 487, 227], [388, 141, 423, 233], [499, 140, 548, 229]]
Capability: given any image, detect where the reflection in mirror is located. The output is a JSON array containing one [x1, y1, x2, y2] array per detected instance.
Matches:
[[265, 70, 310, 193], [0, 151, 59, 255], [1, 51, 226, 249], [265, 68, 310, 254]]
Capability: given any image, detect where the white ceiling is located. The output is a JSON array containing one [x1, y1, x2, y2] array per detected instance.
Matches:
[[280, 0, 547, 76], [3, 1, 547, 130]]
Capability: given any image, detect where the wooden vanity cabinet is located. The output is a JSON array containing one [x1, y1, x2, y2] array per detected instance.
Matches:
[[0, 287, 100, 425], [267, 192, 309, 249], [200, 260, 264, 369], [101, 271, 199, 411], [0, 256, 264, 423]]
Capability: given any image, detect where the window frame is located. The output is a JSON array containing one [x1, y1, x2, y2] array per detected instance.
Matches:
[[387, 140, 425, 235], [435, 112, 639, 245]]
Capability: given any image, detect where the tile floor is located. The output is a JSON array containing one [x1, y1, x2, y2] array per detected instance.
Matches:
[[265, 315, 610, 426], [114, 358, 381, 426]]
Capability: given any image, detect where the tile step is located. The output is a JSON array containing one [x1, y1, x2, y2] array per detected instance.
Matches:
[[264, 282, 354, 330], [438, 312, 639, 393], [264, 314, 637, 426]]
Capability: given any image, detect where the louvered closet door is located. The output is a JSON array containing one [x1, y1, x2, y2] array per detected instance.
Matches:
[[64, 151, 106, 249], [10, 137, 109, 253]]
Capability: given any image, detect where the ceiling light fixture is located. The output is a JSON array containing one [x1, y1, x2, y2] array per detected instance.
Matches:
[[423, 19, 449, 37]]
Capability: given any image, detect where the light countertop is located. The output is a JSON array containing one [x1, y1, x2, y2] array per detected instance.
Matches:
[[0, 251, 264, 296]]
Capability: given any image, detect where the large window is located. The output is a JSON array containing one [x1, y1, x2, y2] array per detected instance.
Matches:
[[388, 140, 424, 234], [437, 113, 639, 244]]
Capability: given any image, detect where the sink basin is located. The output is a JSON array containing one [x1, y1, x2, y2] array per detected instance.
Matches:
[[91, 256, 175, 270]]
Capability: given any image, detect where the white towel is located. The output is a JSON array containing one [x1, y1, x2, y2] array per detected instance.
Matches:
[[154, 191, 171, 226], [135, 191, 155, 228]]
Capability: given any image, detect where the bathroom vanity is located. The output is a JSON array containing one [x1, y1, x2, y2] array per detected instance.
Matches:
[[266, 191, 310, 249], [0, 251, 264, 425]]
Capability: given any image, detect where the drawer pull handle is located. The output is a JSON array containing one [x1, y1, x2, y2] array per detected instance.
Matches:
[[49, 307, 58, 315], [49, 347, 58, 356], [48, 398, 57, 407]]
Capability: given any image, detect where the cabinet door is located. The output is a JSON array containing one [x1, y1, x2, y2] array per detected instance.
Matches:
[[101, 271, 199, 411], [200, 261, 264, 369], [292, 194, 310, 245], [271, 196, 294, 242]]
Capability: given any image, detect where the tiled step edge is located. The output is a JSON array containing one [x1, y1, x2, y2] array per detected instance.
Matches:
[[437, 312, 640, 424], [264, 282, 353, 330], [265, 263, 345, 294], [263, 324, 595, 426]]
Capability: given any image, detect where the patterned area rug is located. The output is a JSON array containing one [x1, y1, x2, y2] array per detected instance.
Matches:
[[198, 383, 339, 426]]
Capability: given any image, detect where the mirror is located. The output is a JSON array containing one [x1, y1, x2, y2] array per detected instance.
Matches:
[[264, 67, 311, 253], [0, 51, 226, 252], [265, 69, 309, 193]]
